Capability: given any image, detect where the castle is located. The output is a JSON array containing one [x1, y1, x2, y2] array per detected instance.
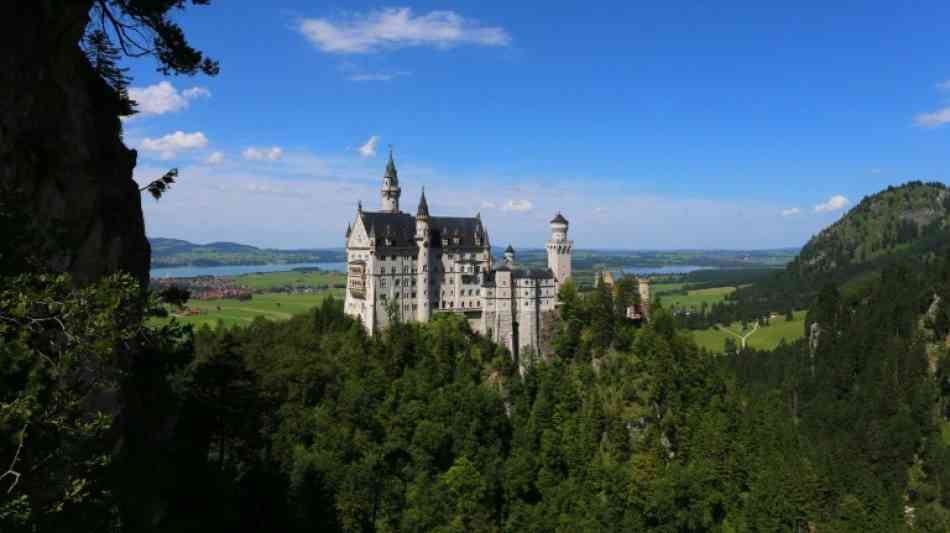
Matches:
[[344, 152, 572, 365]]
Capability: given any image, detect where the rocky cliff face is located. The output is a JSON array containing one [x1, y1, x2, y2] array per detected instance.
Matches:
[[1, 1, 149, 286]]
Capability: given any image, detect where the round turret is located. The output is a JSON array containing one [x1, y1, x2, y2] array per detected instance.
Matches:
[[550, 212, 569, 242], [381, 149, 401, 213], [504, 244, 515, 265], [546, 212, 572, 287]]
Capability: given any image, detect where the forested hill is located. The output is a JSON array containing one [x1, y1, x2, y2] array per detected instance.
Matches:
[[149, 237, 345, 268], [795, 181, 950, 281], [716, 182, 950, 323]]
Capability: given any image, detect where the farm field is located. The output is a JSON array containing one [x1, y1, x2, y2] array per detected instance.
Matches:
[[229, 270, 346, 290], [167, 290, 344, 329], [660, 286, 736, 309], [650, 282, 686, 295], [691, 310, 807, 353]]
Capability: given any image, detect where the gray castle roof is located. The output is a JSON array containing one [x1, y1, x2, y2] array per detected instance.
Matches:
[[358, 211, 486, 250], [513, 268, 555, 280], [550, 213, 568, 225], [484, 266, 555, 285], [431, 216, 485, 248], [416, 189, 429, 218], [384, 150, 398, 183]]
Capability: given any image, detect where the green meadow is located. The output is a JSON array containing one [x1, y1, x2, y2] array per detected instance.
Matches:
[[659, 286, 736, 310], [229, 270, 346, 290], [691, 310, 807, 353], [168, 290, 345, 329]]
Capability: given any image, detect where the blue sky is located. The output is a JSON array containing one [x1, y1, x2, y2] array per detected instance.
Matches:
[[126, 1, 950, 249]]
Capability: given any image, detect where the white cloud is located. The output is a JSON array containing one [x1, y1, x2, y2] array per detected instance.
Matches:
[[814, 195, 849, 213], [937, 80, 950, 90], [137, 155, 835, 250], [182, 86, 211, 99], [128, 81, 210, 117], [915, 107, 950, 128], [211, 183, 311, 199], [358, 136, 379, 158], [781, 207, 802, 217], [298, 7, 511, 54], [501, 199, 533, 213], [480, 201, 497, 209], [242, 146, 284, 161], [594, 207, 607, 214], [140, 131, 208, 160], [205, 151, 225, 165], [349, 71, 407, 82]]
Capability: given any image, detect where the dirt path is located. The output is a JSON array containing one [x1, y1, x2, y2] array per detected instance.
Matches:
[[718, 322, 759, 349]]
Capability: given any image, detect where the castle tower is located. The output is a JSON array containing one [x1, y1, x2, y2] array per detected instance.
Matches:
[[546, 212, 573, 287], [638, 277, 651, 319], [381, 149, 401, 213], [415, 188, 431, 322], [504, 244, 515, 266]]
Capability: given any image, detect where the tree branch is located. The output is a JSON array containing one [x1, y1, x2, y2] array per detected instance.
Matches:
[[1, 424, 27, 494]]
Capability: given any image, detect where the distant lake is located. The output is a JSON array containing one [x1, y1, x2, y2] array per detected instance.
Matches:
[[150, 262, 713, 279], [150, 262, 347, 279], [619, 265, 716, 276]]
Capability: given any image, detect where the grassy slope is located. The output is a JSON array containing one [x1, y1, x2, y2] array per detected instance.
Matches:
[[692, 310, 807, 352], [229, 271, 346, 290], [660, 286, 736, 309], [168, 290, 344, 329]]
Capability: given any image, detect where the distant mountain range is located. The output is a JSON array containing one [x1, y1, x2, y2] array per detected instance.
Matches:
[[151, 237, 800, 270], [149, 238, 345, 268]]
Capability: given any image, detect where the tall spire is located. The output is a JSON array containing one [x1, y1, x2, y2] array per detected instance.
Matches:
[[384, 146, 398, 182], [416, 186, 430, 218], [380, 146, 401, 212]]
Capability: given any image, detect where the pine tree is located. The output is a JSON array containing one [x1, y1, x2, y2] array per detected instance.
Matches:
[[83, 29, 135, 116]]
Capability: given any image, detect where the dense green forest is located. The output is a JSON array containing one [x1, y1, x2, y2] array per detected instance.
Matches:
[[5, 246, 950, 531]]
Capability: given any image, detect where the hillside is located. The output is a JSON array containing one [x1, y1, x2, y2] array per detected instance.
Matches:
[[720, 181, 950, 321], [150, 237, 345, 268], [795, 181, 950, 280]]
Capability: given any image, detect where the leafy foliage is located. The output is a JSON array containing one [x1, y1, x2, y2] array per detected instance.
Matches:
[[0, 273, 192, 531], [86, 0, 219, 78], [139, 168, 178, 201]]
